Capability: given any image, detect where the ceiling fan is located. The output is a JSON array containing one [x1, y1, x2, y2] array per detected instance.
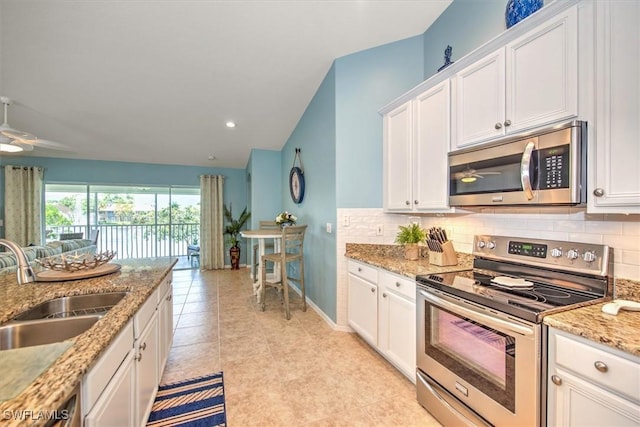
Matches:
[[455, 165, 501, 183], [0, 96, 71, 153]]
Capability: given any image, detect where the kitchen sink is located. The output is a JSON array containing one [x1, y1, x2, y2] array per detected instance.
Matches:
[[13, 292, 129, 321], [0, 315, 101, 350]]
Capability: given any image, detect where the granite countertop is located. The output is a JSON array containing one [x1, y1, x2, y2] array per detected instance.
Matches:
[[346, 243, 640, 359], [0, 257, 176, 426], [544, 302, 640, 358], [345, 243, 474, 279]]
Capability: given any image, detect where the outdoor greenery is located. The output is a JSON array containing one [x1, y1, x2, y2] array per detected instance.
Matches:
[[45, 190, 200, 244], [223, 204, 251, 248]]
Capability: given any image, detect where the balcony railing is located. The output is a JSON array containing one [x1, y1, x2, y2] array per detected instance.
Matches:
[[46, 223, 200, 260]]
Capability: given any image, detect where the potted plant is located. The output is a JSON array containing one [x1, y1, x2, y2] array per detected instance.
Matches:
[[223, 204, 251, 270], [395, 223, 426, 261]]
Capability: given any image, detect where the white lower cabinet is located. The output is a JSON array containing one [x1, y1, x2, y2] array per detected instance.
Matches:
[[84, 350, 136, 427], [83, 273, 173, 427], [347, 261, 378, 346], [135, 311, 159, 427], [378, 270, 416, 380], [347, 260, 416, 382], [547, 327, 640, 426], [158, 277, 174, 374]]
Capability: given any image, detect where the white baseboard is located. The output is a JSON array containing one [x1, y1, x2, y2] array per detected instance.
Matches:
[[287, 284, 353, 333]]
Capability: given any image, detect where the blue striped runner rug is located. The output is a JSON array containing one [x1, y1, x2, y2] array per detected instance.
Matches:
[[147, 372, 226, 427]]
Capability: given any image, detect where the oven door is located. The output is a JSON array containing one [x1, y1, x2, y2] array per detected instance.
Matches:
[[416, 287, 541, 427]]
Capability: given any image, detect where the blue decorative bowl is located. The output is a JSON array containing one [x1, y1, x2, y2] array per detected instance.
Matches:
[[506, 0, 544, 29]]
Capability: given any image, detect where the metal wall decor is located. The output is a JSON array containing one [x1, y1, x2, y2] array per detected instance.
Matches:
[[289, 148, 305, 204]]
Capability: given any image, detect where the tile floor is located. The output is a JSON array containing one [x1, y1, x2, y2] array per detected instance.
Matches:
[[160, 268, 442, 426]]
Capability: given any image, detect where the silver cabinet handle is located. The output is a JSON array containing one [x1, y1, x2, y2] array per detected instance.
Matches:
[[593, 188, 605, 197], [405, 200, 410, 205], [414, 200, 419, 205], [382, 293, 387, 298], [370, 288, 375, 293], [504, 119, 512, 127], [395, 282, 401, 287], [495, 122, 503, 129], [520, 140, 535, 201], [166, 294, 172, 302], [358, 267, 362, 272], [594, 361, 608, 373], [551, 375, 562, 385], [139, 342, 147, 351], [135, 353, 142, 362]]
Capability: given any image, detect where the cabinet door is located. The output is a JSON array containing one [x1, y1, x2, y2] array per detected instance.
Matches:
[[158, 284, 173, 376], [85, 351, 136, 427], [453, 49, 505, 149], [414, 80, 452, 211], [548, 367, 640, 427], [590, 0, 640, 212], [347, 273, 377, 346], [378, 289, 415, 381], [136, 311, 159, 427], [383, 102, 413, 211], [505, 5, 578, 133]]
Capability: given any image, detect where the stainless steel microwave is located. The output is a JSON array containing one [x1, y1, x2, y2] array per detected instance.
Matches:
[[448, 121, 587, 207]]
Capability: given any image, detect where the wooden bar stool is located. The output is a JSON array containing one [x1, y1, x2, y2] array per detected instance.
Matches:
[[252, 221, 279, 282], [260, 224, 307, 319]]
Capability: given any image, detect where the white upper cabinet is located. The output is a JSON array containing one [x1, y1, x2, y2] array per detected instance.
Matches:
[[452, 5, 578, 150], [383, 102, 413, 211], [383, 80, 452, 212], [589, 0, 640, 213]]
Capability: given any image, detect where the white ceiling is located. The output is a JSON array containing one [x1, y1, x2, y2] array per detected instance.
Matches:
[[0, 0, 451, 168]]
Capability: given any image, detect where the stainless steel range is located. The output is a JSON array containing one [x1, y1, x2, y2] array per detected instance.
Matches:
[[415, 235, 613, 427]]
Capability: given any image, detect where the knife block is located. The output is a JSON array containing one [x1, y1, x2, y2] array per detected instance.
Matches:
[[429, 241, 458, 266]]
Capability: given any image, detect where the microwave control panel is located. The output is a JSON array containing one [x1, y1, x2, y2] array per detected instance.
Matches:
[[538, 145, 569, 189]]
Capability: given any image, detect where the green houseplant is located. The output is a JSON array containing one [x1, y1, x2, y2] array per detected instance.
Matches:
[[394, 223, 426, 261], [223, 204, 251, 269]]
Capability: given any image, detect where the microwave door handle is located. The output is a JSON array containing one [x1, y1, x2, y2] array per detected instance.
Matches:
[[520, 140, 535, 201]]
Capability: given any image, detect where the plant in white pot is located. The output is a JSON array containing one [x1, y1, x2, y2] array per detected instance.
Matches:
[[394, 223, 426, 261]]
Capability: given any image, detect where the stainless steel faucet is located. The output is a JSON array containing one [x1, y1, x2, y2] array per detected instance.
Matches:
[[0, 239, 36, 284]]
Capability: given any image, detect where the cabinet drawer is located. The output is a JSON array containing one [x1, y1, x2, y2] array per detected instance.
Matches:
[[83, 320, 134, 413], [157, 273, 172, 305], [348, 260, 378, 283], [134, 290, 158, 338], [379, 270, 415, 301], [554, 331, 640, 402]]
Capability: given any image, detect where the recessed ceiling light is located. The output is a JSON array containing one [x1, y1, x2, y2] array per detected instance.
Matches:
[[208, 156, 217, 161], [225, 121, 236, 128]]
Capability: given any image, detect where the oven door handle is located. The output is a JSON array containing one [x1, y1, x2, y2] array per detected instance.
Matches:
[[520, 140, 535, 201], [418, 290, 534, 336]]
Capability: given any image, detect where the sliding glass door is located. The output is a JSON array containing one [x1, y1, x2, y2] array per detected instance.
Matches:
[[45, 184, 200, 265]]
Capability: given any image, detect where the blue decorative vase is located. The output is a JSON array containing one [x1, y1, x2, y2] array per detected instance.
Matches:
[[505, 0, 543, 29]]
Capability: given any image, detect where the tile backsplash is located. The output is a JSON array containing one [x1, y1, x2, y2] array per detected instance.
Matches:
[[336, 207, 640, 326]]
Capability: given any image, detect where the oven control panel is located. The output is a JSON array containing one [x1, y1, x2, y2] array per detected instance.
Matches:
[[508, 241, 547, 258], [473, 235, 611, 276]]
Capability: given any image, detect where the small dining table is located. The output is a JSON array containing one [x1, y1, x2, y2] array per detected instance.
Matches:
[[240, 229, 282, 302]]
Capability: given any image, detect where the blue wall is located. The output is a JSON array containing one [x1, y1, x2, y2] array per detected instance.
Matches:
[[423, 0, 505, 79], [0, 156, 249, 264], [335, 35, 424, 208], [279, 65, 337, 320], [247, 149, 282, 229]]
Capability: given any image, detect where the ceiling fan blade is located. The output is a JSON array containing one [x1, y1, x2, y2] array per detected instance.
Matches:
[[0, 125, 37, 142], [31, 138, 73, 151]]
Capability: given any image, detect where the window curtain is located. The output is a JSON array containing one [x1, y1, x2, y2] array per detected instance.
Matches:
[[200, 175, 225, 269], [4, 165, 44, 246]]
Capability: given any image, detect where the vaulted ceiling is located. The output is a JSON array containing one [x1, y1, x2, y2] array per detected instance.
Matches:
[[0, 0, 451, 168]]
